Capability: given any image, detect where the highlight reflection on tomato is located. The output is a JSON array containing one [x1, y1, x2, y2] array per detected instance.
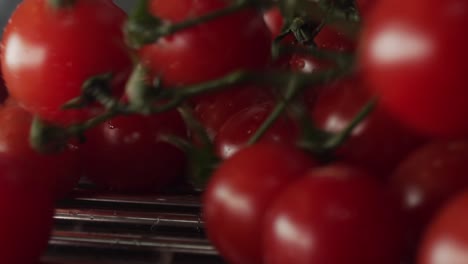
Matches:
[[1, 0, 132, 124], [418, 192, 468, 264], [203, 143, 316, 264], [263, 165, 405, 264], [360, 0, 468, 137], [140, 0, 272, 86]]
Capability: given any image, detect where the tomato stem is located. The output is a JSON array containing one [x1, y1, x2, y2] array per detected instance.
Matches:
[[29, 117, 69, 154], [322, 97, 377, 150], [247, 75, 302, 145], [125, 0, 256, 48], [177, 105, 213, 148]]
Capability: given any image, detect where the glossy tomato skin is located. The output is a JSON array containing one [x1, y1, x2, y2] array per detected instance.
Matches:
[[0, 159, 55, 264], [203, 143, 316, 264], [141, 0, 272, 86], [360, 0, 468, 138], [0, 100, 81, 199], [312, 76, 424, 177], [263, 165, 404, 264], [390, 141, 468, 246], [418, 192, 468, 264], [214, 102, 299, 159], [263, 7, 284, 38], [1, 0, 132, 125], [193, 86, 273, 139], [81, 111, 188, 192], [314, 26, 356, 52], [356, 0, 376, 17]]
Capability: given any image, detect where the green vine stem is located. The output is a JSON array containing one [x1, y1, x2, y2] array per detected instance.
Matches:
[[125, 0, 257, 48], [320, 98, 377, 151], [247, 74, 302, 145], [279, 0, 361, 40], [297, 97, 378, 154]]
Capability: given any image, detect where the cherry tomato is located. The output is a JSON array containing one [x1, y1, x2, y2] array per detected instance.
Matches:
[[214, 102, 299, 159], [263, 164, 404, 264], [390, 141, 468, 247], [0, 99, 81, 199], [314, 26, 356, 52], [263, 6, 354, 52], [418, 191, 468, 264], [0, 158, 55, 264], [312, 76, 424, 177], [140, 0, 272, 86], [360, 0, 468, 138], [1, 0, 132, 125], [356, 0, 376, 17], [203, 143, 316, 264], [193, 86, 272, 139], [81, 111, 188, 192], [263, 7, 284, 38]]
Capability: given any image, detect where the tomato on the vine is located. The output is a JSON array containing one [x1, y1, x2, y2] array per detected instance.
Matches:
[[0, 99, 81, 199], [192, 86, 272, 139], [1, 0, 132, 125], [214, 102, 299, 159], [390, 141, 468, 247], [263, 7, 284, 39], [314, 26, 356, 52], [81, 111, 188, 192], [360, 0, 468, 137], [203, 143, 316, 264], [263, 164, 405, 264], [418, 192, 468, 264], [140, 0, 272, 86], [311, 76, 425, 177]]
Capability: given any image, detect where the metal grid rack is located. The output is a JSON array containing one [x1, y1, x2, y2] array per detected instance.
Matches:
[[42, 189, 225, 264]]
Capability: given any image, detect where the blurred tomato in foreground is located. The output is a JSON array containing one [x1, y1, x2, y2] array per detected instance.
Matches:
[[0, 100, 81, 199], [360, 0, 468, 138], [204, 143, 316, 264], [418, 192, 468, 264], [263, 164, 405, 264]]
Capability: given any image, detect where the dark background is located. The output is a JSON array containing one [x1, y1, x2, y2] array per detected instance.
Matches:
[[0, 0, 134, 35]]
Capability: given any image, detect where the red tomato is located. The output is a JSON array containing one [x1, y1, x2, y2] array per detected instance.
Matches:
[[203, 143, 316, 264], [312, 76, 424, 177], [314, 26, 356, 52], [263, 164, 404, 264], [356, 0, 376, 17], [263, 6, 354, 52], [0, 100, 81, 199], [390, 141, 468, 246], [1, 0, 132, 125], [81, 111, 188, 192], [0, 159, 55, 264], [360, 0, 468, 138], [140, 0, 272, 86], [418, 192, 468, 264], [263, 7, 284, 38], [214, 102, 299, 159], [193, 86, 272, 139]]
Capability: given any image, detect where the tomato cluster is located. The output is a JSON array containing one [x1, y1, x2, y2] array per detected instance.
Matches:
[[1, 0, 468, 263]]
